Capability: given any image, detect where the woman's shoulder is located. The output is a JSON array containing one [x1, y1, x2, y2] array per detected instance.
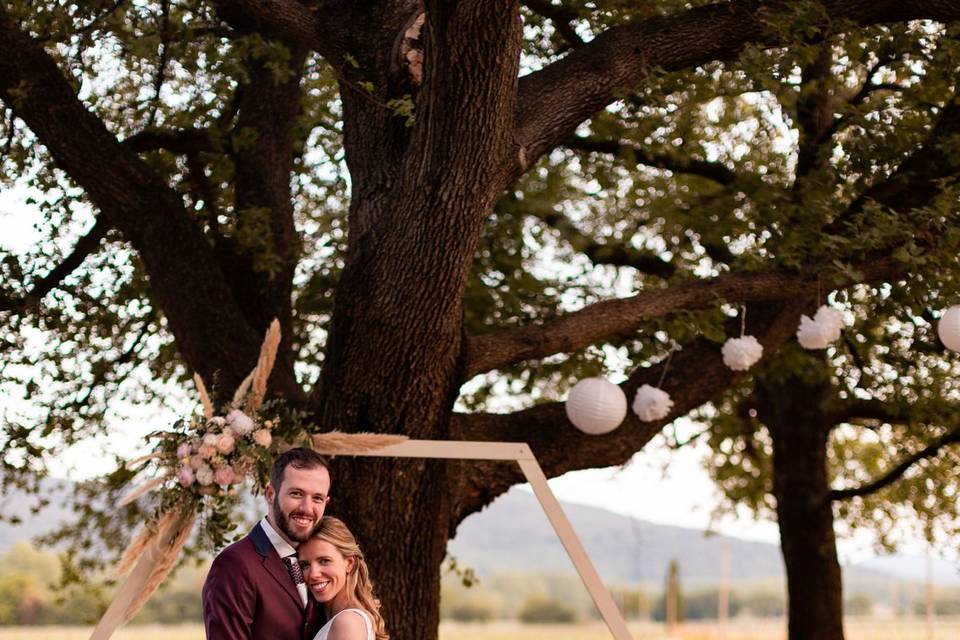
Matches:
[[327, 608, 373, 640]]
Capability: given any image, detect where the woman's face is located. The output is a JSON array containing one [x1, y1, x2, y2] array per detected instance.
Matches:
[[299, 537, 355, 604]]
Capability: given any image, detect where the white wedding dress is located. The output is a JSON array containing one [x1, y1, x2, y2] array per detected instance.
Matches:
[[313, 608, 375, 640]]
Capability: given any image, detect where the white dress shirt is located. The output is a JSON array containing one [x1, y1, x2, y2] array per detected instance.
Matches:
[[260, 515, 308, 606]]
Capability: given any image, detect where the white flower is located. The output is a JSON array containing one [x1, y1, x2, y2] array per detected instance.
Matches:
[[226, 409, 256, 436], [631, 385, 674, 422], [202, 432, 219, 447], [722, 335, 763, 371], [797, 305, 844, 349], [253, 428, 272, 448], [195, 464, 215, 486]]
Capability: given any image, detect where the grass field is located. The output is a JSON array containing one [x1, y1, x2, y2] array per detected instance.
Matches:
[[1, 618, 958, 640]]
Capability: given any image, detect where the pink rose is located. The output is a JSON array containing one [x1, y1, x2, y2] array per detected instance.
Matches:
[[216, 432, 236, 454], [176, 442, 193, 459], [253, 429, 272, 448], [198, 444, 217, 459], [189, 455, 205, 470], [176, 465, 195, 487], [226, 410, 256, 436], [214, 465, 236, 486]]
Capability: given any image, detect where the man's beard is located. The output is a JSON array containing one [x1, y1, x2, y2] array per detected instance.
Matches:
[[273, 495, 321, 544]]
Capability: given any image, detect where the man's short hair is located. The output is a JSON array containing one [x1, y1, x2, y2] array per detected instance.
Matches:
[[269, 447, 331, 491]]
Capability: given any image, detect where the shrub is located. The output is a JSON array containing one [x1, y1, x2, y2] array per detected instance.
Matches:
[[518, 595, 577, 623]]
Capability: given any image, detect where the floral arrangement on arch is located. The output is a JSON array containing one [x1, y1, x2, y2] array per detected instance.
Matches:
[[97, 320, 407, 640], [102, 320, 306, 633], [121, 321, 293, 512]]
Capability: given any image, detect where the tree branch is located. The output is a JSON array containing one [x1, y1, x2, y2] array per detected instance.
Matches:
[[524, 0, 585, 49], [0, 218, 110, 313], [514, 0, 960, 174], [794, 43, 837, 181], [122, 127, 222, 155], [452, 299, 807, 523], [531, 208, 677, 278], [464, 259, 899, 377], [564, 135, 739, 186], [829, 424, 960, 501], [211, 0, 355, 64], [0, 8, 284, 399]]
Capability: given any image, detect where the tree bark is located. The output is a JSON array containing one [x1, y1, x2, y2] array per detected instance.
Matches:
[[756, 373, 845, 640]]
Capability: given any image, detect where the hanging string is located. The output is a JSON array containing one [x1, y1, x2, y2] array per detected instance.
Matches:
[[817, 273, 822, 308], [656, 343, 678, 389], [740, 305, 747, 338]]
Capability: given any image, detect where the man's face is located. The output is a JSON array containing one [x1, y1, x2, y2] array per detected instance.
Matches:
[[266, 464, 331, 545]]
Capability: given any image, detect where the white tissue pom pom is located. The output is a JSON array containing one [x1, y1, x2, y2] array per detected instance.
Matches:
[[814, 306, 844, 332], [938, 306, 960, 352], [797, 305, 844, 349], [631, 384, 674, 422], [722, 335, 763, 371], [565, 377, 627, 435]]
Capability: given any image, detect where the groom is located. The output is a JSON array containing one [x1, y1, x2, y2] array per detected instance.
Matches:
[[203, 447, 331, 639]]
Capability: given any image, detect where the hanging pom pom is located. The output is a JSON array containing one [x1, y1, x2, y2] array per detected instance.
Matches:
[[631, 384, 674, 422], [938, 305, 960, 352], [797, 305, 844, 349], [565, 378, 627, 435], [722, 335, 763, 371]]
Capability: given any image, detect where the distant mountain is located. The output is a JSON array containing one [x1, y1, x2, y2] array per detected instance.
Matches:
[[0, 477, 75, 551], [858, 554, 960, 587], [449, 487, 785, 586], [3, 479, 956, 592], [450, 487, 959, 592]]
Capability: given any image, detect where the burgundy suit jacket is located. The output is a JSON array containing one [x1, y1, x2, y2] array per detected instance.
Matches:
[[202, 523, 325, 640]]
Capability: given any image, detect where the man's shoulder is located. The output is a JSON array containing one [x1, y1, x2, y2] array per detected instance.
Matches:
[[211, 526, 267, 566]]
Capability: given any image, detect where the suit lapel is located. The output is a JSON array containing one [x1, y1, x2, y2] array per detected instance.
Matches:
[[251, 522, 304, 609]]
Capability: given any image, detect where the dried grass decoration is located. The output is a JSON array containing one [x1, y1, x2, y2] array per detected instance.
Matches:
[[92, 320, 411, 640], [92, 320, 288, 640]]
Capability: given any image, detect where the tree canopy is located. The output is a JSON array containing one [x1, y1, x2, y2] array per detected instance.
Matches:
[[3, 1, 960, 638]]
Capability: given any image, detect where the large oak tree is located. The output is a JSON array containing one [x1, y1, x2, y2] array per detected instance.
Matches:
[[2, 2, 960, 639]]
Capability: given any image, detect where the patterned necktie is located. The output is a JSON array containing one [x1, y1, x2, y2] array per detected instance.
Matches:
[[284, 554, 305, 586]]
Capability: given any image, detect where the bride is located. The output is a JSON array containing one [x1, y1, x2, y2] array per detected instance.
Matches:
[[298, 517, 389, 640]]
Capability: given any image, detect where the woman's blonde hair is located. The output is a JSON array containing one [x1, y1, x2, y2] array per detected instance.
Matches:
[[312, 517, 389, 640]]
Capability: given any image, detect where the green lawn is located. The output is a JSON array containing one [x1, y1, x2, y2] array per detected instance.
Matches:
[[1, 618, 959, 640]]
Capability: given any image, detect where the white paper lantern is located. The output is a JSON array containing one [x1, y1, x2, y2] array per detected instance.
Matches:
[[565, 377, 627, 435], [722, 335, 763, 371], [797, 305, 844, 349], [938, 305, 960, 352], [631, 384, 674, 422]]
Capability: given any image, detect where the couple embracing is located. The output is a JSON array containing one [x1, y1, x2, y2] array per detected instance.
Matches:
[[202, 448, 387, 640]]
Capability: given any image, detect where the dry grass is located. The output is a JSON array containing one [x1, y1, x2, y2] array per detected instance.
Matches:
[[0, 618, 957, 640]]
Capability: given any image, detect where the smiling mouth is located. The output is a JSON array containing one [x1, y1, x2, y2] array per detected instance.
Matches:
[[290, 514, 314, 528], [310, 580, 332, 594]]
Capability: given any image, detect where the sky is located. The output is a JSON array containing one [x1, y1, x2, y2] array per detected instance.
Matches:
[[0, 185, 949, 570]]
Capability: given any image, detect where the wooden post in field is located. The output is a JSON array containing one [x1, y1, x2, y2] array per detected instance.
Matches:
[[889, 578, 899, 618], [666, 559, 680, 637], [926, 552, 934, 640], [718, 539, 730, 638]]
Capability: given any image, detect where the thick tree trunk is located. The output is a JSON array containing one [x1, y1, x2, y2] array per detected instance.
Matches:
[[757, 374, 844, 640], [305, 7, 522, 637]]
